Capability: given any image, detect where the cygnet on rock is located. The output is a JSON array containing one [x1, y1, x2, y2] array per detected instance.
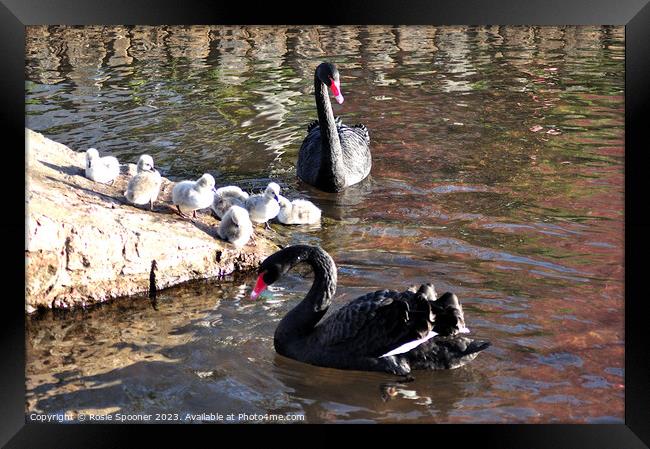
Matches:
[[211, 185, 250, 219], [245, 182, 281, 229], [217, 205, 254, 248], [171, 173, 216, 218], [124, 155, 162, 211], [85, 148, 120, 185]]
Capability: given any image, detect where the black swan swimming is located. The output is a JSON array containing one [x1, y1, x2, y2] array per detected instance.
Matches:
[[296, 62, 372, 193], [250, 245, 490, 375]]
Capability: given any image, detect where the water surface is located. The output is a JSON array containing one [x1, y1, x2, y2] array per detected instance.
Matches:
[[26, 25, 624, 423]]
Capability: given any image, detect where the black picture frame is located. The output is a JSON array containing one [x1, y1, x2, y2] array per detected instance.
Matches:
[[5, 0, 649, 447]]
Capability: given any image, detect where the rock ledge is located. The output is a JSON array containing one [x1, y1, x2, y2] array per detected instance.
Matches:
[[26, 129, 276, 312]]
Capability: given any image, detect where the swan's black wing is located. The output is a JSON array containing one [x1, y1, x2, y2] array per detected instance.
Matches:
[[429, 292, 467, 336], [338, 123, 372, 186], [351, 123, 370, 145], [306, 116, 343, 133], [303, 118, 369, 145], [298, 117, 371, 190], [313, 289, 433, 358], [336, 115, 370, 145], [406, 284, 468, 336]]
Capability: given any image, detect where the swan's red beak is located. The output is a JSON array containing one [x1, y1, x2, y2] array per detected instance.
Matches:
[[329, 77, 344, 104], [251, 273, 268, 300]]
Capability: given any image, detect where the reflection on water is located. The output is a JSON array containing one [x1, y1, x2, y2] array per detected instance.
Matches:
[[25, 25, 624, 423]]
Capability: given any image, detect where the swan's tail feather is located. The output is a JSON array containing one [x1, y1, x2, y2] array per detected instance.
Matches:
[[406, 336, 491, 370]]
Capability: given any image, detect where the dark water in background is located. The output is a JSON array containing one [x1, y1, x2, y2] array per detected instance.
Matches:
[[25, 25, 625, 423]]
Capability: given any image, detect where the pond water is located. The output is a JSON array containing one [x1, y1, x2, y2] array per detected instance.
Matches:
[[25, 25, 625, 423]]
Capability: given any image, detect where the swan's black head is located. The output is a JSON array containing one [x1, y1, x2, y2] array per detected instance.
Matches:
[[251, 245, 316, 300], [316, 62, 344, 104]]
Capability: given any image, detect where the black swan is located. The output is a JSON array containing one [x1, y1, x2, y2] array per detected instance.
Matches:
[[297, 62, 372, 193], [250, 245, 490, 375]]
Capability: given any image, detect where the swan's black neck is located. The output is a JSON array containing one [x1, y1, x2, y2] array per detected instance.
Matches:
[[314, 75, 345, 191], [274, 246, 337, 351]]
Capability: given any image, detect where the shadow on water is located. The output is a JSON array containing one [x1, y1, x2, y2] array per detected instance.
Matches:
[[271, 355, 493, 423]]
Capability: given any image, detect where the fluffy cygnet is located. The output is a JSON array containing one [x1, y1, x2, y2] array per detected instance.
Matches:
[[211, 186, 250, 219], [276, 195, 322, 225], [124, 155, 162, 210], [245, 182, 281, 227], [85, 148, 120, 184], [218, 205, 254, 248], [172, 173, 216, 218]]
